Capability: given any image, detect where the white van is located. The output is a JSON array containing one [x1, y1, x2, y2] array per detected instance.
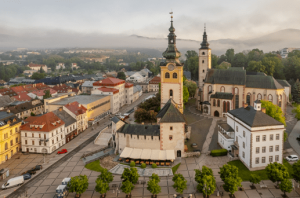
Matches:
[[2, 176, 24, 189]]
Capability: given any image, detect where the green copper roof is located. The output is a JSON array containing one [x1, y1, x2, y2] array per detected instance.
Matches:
[[157, 99, 186, 123], [200, 25, 210, 49]]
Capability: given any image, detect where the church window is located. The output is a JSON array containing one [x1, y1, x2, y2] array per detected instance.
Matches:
[[213, 99, 216, 106], [165, 72, 170, 78], [235, 95, 239, 109], [257, 94, 262, 100], [202, 60, 204, 63], [170, 126, 173, 130], [208, 85, 212, 92], [217, 100, 220, 107], [268, 94, 273, 102], [220, 86, 225, 92], [173, 73, 177, 78], [169, 135, 173, 140], [246, 94, 251, 105], [202, 52, 205, 55], [203, 70, 205, 73], [227, 101, 230, 112], [223, 101, 226, 112], [234, 87, 239, 95], [170, 90, 173, 97]]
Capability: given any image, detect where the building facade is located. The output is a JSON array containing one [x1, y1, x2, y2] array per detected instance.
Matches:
[[63, 102, 88, 133], [149, 76, 161, 92]]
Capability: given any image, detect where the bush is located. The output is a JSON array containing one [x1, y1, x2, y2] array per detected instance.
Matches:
[[152, 163, 157, 168], [141, 163, 146, 168], [130, 161, 135, 167], [211, 149, 228, 157]]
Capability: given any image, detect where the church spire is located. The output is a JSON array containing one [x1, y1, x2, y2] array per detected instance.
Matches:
[[162, 12, 181, 63], [200, 24, 210, 49]]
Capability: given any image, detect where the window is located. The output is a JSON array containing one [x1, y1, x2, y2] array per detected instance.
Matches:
[[165, 72, 170, 78], [208, 85, 212, 92], [57, 137, 58, 141], [44, 134, 46, 139], [236, 126, 238, 132], [270, 134, 274, 141], [275, 155, 279, 162], [170, 126, 173, 130], [262, 157, 266, 163], [25, 133, 27, 137], [269, 146, 273, 152], [39, 141, 41, 146], [173, 73, 177, 78], [236, 136, 238, 143], [256, 147, 260, 154], [235, 95, 239, 109], [243, 142, 245, 148], [32, 140, 34, 145], [213, 99, 216, 106], [5, 143, 8, 150], [202, 52, 205, 55], [243, 131, 245, 137], [276, 145, 279, 151], [255, 157, 259, 164], [39, 134, 41, 138], [268, 94, 273, 102], [202, 60, 205, 63], [32, 133, 34, 138], [262, 135, 266, 141], [276, 134, 280, 140], [257, 94, 262, 100], [203, 70, 205, 73], [220, 86, 225, 92], [262, 147, 266, 153], [16, 137, 18, 143], [246, 94, 251, 105], [10, 130, 12, 135], [25, 140, 27, 145], [242, 152, 245, 158], [170, 90, 173, 97], [169, 135, 173, 140], [217, 100, 220, 107], [256, 136, 260, 142], [10, 140, 13, 146], [269, 156, 273, 162], [52, 140, 54, 144], [15, 127, 17, 132], [234, 87, 239, 95]]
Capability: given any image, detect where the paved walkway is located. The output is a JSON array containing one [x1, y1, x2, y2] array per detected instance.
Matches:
[[94, 128, 111, 146], [109, 164, 173, 176]]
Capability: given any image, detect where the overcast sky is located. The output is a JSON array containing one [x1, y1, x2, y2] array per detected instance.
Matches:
[[1, 0, 299, 41]]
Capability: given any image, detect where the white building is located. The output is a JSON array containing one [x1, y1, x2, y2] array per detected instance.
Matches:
[[126, 72, 145, 83], [20, 112, 66, 154], [125, 83, 134, 104], [63, 101, 88, 133], [218, 100, 285, 170], [82, 81, 95, 94], [27, 63, 48, 73], [56, 63, 65, 70], [91, 87, 121, 114]]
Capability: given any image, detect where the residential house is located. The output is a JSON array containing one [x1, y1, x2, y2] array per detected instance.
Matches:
[[125, 83, 134, 104], [5, 100, 44, 119], [149, 76, 161, 92], [27, 63, 48, 73], [81, 81, 95, 94], [91, 87, 120, 114], [63, 102, 88, 133]]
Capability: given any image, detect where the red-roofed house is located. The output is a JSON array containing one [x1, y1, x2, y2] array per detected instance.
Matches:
[[20, 112, 66, 154], [10, 86, 27, 95], [52, 84, 72, 94], [23, 84, 38, 93], [0, 88, 17, 98], [29, 89, 58, 100], [13, 93, 32, 102], [149, 76, 161, 92], [27, 63, 48, 72], [63, 101, 88, 133], [35, 83, 49, 90], [91, 87, 120, 114]]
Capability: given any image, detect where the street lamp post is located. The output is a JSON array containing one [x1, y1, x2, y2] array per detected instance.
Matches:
[[203, 184, 210, 198], [113, 187, 120, 197]]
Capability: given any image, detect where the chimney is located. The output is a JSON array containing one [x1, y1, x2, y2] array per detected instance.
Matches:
[[7, 110, 10, 114], [262, 107, 266, 113], [243, 103, 248, 108], [59, 107, 63, 111], [78, 104, 81, 107], [19, 95, 20, 98]]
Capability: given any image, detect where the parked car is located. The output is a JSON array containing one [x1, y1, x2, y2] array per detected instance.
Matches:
[[57, 149, 68, 154], [23, 173, 31, 180], [33, 165, 42, 171], [21, 167, 37, 175], [286, 155, 299, 161], [2, 176, 24, 189]]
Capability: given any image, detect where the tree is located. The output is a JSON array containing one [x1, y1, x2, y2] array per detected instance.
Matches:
[[98, 168, 114, 183], [261, 100, 286, 126], [184, 81, 197, 98], [39, 66, 45, 73], [43, 89, 52, 99], [149, 173, 160, 183], [183, 86, 189, 104], [225, 49, 234, 64], [121, 180, 134, 196], [147, 178, 161, 196], [292, 79, 300, 103], [211, 54, 219, 68], [232, 53, 247, 68], [121, 168, 139, 184], [172, 174, 187, 194], [279, 179, 293, 197], [265, 162, 289, 186], [95, 178, 109, 197], [217, 55, 227, 65], [195, 166, 216, 196], [117, 72, 126, 80], [219, 164, 239, 181], [223, 176, 242, 195], [216, 61, 231, 70], [247, 61, 265, 73], [195, 166, 213, 183], [249, 174, 261, 187], [292, 160, 300, 183], [185, 50, 198, 80], [31, 72, 46, 80], [247, 49, 264, 62], [30, 112, 35, 116], [68, 175, 89, 197]]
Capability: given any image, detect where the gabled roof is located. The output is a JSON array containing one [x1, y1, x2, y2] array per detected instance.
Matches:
[[20, 112, 65, 132], [276, 79, 291, 87], [13, 93, 32, 101], [28, 63, 46, 67], [118, 124, 160, 136], [246, 75, 283, 89], [93, 77, 125, 86], [10, 86, 27, 94], [206, 68, 246, 85], [133, 85, 142, 94], [64, 101, 87, 116], [211, 92, 233, 100], [31, 89, 57, 96], [125, 82, 134, 88], [228, 106, 283, 128], [5, 100, 43, 114], [0, 88, 17, 97], [0, 95, 13, 108], [157, 99, 186, 123], [98, 87, 119, 94], [0, 111, 21, 126], [23, 84, 38, 92], [149, 76, 161, 84], [111, 116, 120, 124], [53, 109, 76, 127]]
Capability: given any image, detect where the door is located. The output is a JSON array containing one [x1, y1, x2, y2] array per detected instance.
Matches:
[[26, 148, 29, 152], [214, 111, 219, 117], [177, 150, 181, 157]]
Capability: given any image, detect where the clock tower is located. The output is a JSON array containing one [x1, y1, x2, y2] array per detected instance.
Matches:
[[198, 25, 211, 88], [160, 14, 184, 113]]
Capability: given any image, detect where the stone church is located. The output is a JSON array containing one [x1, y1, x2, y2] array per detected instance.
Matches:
[[196, 29, 290, 117], [111, 15, 189, 160]]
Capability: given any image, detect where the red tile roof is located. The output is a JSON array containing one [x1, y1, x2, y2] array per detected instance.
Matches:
[[52, 84, 72, 93], [28, 63, 46, 67], [149, 76, 161, 84], [125, 82, 134, 88], [24, 84, 38, 92], [64, 101, 87, 116], [98, 87, 119, 94], [0, 88, 17, 97], [93, 77, 125, 87], [20, 112, 65, 132], [13, 93, 32, 101], [10, 86, 28, 94], [35, 83, 49, 90], [31, 89, 57, 96]]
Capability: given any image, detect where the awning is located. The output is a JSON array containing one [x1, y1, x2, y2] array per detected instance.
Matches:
[[166, 150, 176, 160], [141, 149, 151, 159], [120, 147, 133, 158], [150, 150, 160, 160], [130, 148, 143, 159], [119, 147, 175, 160]]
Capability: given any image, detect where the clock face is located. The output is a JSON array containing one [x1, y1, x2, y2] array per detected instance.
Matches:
[[168, 64, 175, 71]]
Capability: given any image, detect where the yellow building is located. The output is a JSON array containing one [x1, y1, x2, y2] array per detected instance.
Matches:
[[0, 111, 22, 164]]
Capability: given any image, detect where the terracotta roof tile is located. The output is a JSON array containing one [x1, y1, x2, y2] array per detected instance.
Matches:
[[149, 76, 161, 84], [64, 101, 87, 116], [98, 87, 119, 94], [13, 93, 32, 101], [93, 77, 125, 86]]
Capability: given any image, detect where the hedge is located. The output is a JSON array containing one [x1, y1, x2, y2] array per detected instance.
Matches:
[[130, 161, 135, 167], [211, 149, 228, 157]]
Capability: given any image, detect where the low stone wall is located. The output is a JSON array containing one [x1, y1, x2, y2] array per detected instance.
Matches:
[[93, 126, 109, 144], [185, 151, 200, 158]]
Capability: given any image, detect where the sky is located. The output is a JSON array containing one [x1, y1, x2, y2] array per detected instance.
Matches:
[[1, 0, 300, 41]]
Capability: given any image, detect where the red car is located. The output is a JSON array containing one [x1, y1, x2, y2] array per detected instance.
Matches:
[[57, 149, 68, 154]]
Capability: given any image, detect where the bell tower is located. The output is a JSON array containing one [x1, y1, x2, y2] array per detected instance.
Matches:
[[160, 13, 184, 113], [198, 25, 211, 88]]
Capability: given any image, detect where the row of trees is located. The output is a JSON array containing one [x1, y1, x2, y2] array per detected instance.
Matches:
[[0, 64, 30, 81]]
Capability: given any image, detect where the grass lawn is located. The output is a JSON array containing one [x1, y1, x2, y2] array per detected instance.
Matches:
[[85, 160, 103, 172], [172, 163, 181, 174], [228, 160, 293, 181]]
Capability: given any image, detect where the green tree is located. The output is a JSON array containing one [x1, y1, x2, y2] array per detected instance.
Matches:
[[121, 180, 135, 196], [216, 61, 231, 70], [95, 178, 109, 197], [217, 55, 227, 65], [98, 168, 114, 183], [232, 53, 247, 68], [117, 72, 126, 80], [195, 166, 213, 183], [249, 174, 261, 187], [149, 173, 160, 183], [211, 54, 219, 68], [225, 49, 234, 64], [223, 176, 242, 195], [183, 86, 189, 104], [30, 112, 35, 116], [68, 175, 89, 197], [247, 61, 265, 73], [292, 79, 300, 103], [31, 72, 46, 80], [247, 49, 264, 62], [185, 50, 198, 80], [184, 81, 197, 98], [261, 100, 286, 126], [265, 162, 289, 186], [279, 179, 293, 197], [196, 175, 216, 196], [147, 178, 161, 196], [121, 168, 140, 184], [43, 89, 52, 99], [219, 164, 239, 181], [292, 160, 300, 183], [39, 66, 45, 73], [172, 174, 187, 194]]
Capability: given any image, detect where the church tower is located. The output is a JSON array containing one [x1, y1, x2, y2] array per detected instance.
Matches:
[[160, 14, 184, 113], [198, 25, 211, 88]]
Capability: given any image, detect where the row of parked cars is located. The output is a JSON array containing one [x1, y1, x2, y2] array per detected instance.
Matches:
[[2, 165, 42, 190]]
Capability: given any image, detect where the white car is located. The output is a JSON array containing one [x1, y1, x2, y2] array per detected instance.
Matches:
[[286, 155, 299, 162]]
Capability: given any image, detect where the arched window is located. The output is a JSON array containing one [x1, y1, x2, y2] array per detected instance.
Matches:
[[208, 85, 212, 92], [268, 94, 273, 102], [257, 94, 262, 100], [173, 73, 177, 78], [213, 99, 216, 106], [227, 101, 230, 112], [170, 90, 173, 97], [217, 100, 220, 107], [246, 93, 251, 105], [202, 60, 205, 63], [279, 95, 282, 100], [202, 52, 205, 55], [221, 86, 225, 92], [223, 101, 226, 112], [234, 87, 239, 95], [165, 72, 170, 78], [203, 70, 205, 73], [5, 143, 8, 150]]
